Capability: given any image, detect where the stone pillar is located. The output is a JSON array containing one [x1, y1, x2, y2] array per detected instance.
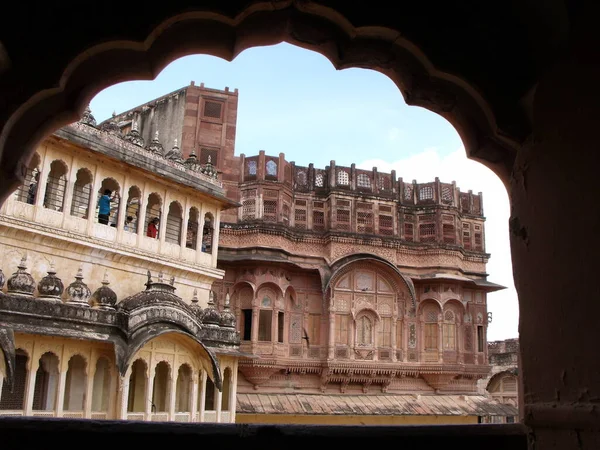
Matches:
[[215, 383, 222, 423], [180, 196, 190, 254], [83, 362, 96, 419], [144, 369, 156, 421], [85, 168, 101, 235], [116, 174, 129, 237], [60, 159, 77, 228], [137, 183, 147, 240], [391, 318, 398, 362], [191, 373, 199, 422], [229, 361, 239, 424], [118, 375, 129, 420], [211, 209, 221, 267], [55, 366, 67, 418], [24, 358, 39, 416], [251, 306, 259, 352], [0, 371, 4, 404], [168, 372, 177, 421], [198, 371, 206, 423], [328, 309, 335, 359], [158, 191, 168, 246], [258, 150, 266, 181]]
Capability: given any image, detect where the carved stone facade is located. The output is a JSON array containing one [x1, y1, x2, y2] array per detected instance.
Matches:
[[0, 106, 246, 423]]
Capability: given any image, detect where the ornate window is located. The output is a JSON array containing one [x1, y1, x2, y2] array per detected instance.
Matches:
[[443, 310, 457, 350], [247, 160, 257, 176], [43, 160, 69, 212], [296, 170, 307, 186], [266, 160, 277, 177], [258, 291, 274, 342], [186, 207, 199, 249], [165, 201, 183, 244], [356, 315, 373, 345], [357, 173, 371, 188], [419, 185, 434, 200], [263, 199, 277, 222], [315, 173, 324, 187], [337, 170, 349, 186], [335, 315, 349, 345], [202, 213, 214, 253], [70, 168, 93, 218], [144, 193, 162, 238], [14, 153, 41, 204], [378, 317, 392, 347], [424, 306, 439, 351], [125, 186, 141, 233]]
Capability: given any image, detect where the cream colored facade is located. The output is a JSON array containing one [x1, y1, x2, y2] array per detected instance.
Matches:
[[0, 115, 245, 423]]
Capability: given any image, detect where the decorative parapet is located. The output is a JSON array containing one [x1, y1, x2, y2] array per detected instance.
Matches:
[[63, 121, 222, 187]]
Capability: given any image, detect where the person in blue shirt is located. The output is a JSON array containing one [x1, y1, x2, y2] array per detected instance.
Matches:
[[98, 189, 118, 225]]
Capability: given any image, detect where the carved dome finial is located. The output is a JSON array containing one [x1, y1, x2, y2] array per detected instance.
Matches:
[[6, 255, 36, 296], [165, 138, 184, 163], [220, 291, 236, 328], [79, 104, 97, 127], [202, 290, 221, 327], [37, 262, 64, 300], [147, 129, 164, 155], [200, 154, 218, 179], [189, 288, 203, 319], [66, 267, 91, 306], [124, 119, 145, 147], [90, 270, 117, 310]]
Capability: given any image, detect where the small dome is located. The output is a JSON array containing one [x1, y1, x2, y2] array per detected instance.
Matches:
[[7, 256, 36, 296], [165, 139, 184, 163], [66, 268, 91, 306], [90, 271, 117, 310], [123, 121, 145, 147], [146, 131, 164, 155], [220, 292, 236, 328], [202, 291, 221, 326], [189, 288, 203, 320], [37, 263, 64, 300], [118, 271, 190, 313], [184, 150, 202, 171]]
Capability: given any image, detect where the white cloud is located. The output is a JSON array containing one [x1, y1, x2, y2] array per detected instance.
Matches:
[[358, 148, 519, 341]]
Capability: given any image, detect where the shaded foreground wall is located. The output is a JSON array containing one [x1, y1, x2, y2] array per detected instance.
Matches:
[[0, 417, 527, 449]]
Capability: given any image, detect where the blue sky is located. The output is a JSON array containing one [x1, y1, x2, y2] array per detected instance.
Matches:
[[91, 42, 518, 341]]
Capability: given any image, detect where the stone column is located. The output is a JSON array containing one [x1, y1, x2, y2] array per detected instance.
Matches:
[[215, 384, 222, 423], [24, 358, 39, 416], [85, 167, 101, 235], [198, 370, 206, 423], [179, 196, 190, 255], [118, 374, 129, 420], [55, 366, 67, 418], [168, 372, 177, 421], [83, 362, 96, 419], [328, 309, 335, 359], [116, 174, 129, 238], [229, 361, 239, 423], [144, 368, 156, 421], [391, 318, 398, 362], [211, 209, 221, 267], [191, 373, 199, 422], [158, 190, 168, 247], [0, 371, 4, 404], [251, 306, 259, 353], [438, 318, 443, 363], [136, 183, 147, 241], [60, 157, 77, 228]]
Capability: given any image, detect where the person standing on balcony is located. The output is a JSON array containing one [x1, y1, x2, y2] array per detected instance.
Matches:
[[98, 189, 118, 225], [147, 217, 159, 238]]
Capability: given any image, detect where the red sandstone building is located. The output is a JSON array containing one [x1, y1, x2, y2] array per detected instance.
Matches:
[[104, 82, 514, 424]]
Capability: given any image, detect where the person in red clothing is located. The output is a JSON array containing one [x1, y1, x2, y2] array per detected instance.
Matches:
[[147, 217, 159, 238]]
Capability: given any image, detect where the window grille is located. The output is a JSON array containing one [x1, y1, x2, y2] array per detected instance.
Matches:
[[203, 101, 222, 119]]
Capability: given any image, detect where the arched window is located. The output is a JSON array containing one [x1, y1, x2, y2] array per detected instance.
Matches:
[[222, 368, 232, 411], [201, 213, 214, 253], [258, 289, 275, 342], [423, 305, 440, 351], [70, 168, 93, 218], [488, 373, 519, 407], [91, 357, 111, 412], [356, 315, 373, 345], [144, 193, 162, 239], [0, 350, 28, 410], [266, 160, 277, 177], [315, 173, 324, 188], [63, 355, 87, 411], [337, 170, 349, 186], [186, 207, 199, 249], [296, 170, 307, 186], [14, 153, 41, 204], [124, 186, 141, 233], [33, 352, 60, 411], [95, 178, 121, 226], [165, 201, 183, 245], [175, 364, 192, 413], [204, 376, 215, 411], [43, 160, 68, 211], [247, 160, 257, 176], [443, 310, 457, 350], [152, 361, 170, 413], [127, 359, 147, 413], [357, 173, 371, 188]]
